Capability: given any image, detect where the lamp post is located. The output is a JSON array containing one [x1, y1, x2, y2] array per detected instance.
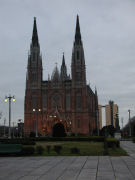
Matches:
[[128, 110, 131, 137], [121, 117, 124, 137], [4, 118, 6, 137], [13, 122, 15, 138], [5, 95, 15, 139], [33, 108, 41, 137], [96, 109, 99, 136]]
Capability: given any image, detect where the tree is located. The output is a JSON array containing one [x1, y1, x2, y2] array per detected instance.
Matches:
[[100, 125, 115, 137]]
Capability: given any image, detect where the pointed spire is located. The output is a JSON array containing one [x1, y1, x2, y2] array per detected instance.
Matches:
[[32, 17, 39, 46], [62, 52, 65, 66], [75, 15, 82, 44], [61, 53, 68, 81]]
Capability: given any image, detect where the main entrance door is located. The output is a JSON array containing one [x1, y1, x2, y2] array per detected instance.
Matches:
[[52, 123, 66, 137]]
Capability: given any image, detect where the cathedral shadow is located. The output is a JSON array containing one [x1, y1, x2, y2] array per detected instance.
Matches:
[[52, 123, 67, 137]]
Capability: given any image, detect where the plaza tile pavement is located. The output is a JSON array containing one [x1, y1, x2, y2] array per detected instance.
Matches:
[[0, 141, 135, 180]]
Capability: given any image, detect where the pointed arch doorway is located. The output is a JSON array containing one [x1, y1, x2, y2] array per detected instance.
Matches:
[[52, 123, 66, 137]]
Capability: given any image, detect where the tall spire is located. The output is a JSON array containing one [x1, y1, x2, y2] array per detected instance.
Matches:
[[75, 15, 82, 45], [32, 17, 39, 46], [61, 53, 68, 81], [62, 52, 65, 66]]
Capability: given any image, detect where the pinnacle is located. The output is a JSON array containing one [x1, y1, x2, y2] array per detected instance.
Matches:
[[32, 17, 39, 46], [75, 15, 82, 44]]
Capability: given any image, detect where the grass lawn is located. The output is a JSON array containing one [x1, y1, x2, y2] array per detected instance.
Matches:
[[34, 141, 127, 156]]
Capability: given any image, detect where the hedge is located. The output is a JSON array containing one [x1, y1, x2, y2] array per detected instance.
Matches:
[[0, 139, 35, 145], [21, 146, 35, 155], [34, 136, 104, 142], [106, 138, 120, 148]]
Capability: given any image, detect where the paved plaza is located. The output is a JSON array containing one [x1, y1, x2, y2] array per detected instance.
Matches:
[[0, 141, 135, 180]]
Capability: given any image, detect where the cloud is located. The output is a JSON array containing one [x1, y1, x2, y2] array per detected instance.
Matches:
[[0, 0, 135, 127]]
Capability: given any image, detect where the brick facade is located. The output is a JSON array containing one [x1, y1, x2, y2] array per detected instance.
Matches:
[[24, 16, 98, 136]]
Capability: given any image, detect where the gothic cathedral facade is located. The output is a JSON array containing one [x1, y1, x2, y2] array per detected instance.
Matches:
[[24, 16, 98, 136]]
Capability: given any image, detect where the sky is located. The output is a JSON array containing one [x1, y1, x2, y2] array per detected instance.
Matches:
[[0, 0, 135, 128]]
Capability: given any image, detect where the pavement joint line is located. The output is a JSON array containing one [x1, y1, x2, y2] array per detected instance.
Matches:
[[121, 156, 135, 179], [95, 156, 99, 180], [75, 156, 88, 180], [18, 158, 54, 180], [18, 157, 65, 180], [56, 156, 77, 180], [110, 157, 116, 180], [37, 157, 67, 180]]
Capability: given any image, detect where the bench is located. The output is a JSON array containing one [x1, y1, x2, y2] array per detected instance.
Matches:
[[0, 144, 22, 154]]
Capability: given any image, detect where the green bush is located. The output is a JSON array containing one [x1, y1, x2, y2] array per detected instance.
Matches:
[[54, 145, 62, 154], [106, 138, 120, 148], [36, 145, 44, 155], [46, 145, 51, 154], [70, 147, 80, 154], [22, 146, 35, 155]]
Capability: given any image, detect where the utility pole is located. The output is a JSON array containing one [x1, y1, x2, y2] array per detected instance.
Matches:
[[13, 122, 14, 138], [128, 110, 131, 137], [4, 118, 6, 137], [96, 110, 99, 136], [121, 117, 123, 137]]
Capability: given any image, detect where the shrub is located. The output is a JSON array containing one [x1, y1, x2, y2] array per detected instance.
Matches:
[[70, 132, 75, 136], [22, 146, 35, 155], [70, 147, 80, 154], [36, 145, 44, 155], [54, 145, 62, 154], [106, 138, 120, 148], [46, 145, 51, 154]]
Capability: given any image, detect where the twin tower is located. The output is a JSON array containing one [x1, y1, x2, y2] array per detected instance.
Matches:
[[24, 16, 98, 136]]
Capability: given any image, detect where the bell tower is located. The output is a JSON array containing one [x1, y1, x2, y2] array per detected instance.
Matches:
[[71, 15, 89, 134], [71, 15, 86, 87], [24, 17, 43, 135]]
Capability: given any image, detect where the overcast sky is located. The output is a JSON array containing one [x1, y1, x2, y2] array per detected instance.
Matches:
[[0, 0, 135, 127]]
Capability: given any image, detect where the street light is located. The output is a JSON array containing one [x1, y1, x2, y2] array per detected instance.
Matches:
[[4, 118, 6, 137], [33, 108, 41, 137], [96, 109, 99, 136], [128, 110, 131, 137], [5, 95, 15, 139]]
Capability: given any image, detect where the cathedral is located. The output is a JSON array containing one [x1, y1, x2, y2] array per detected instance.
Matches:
[[24, 16, 98, 136]]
